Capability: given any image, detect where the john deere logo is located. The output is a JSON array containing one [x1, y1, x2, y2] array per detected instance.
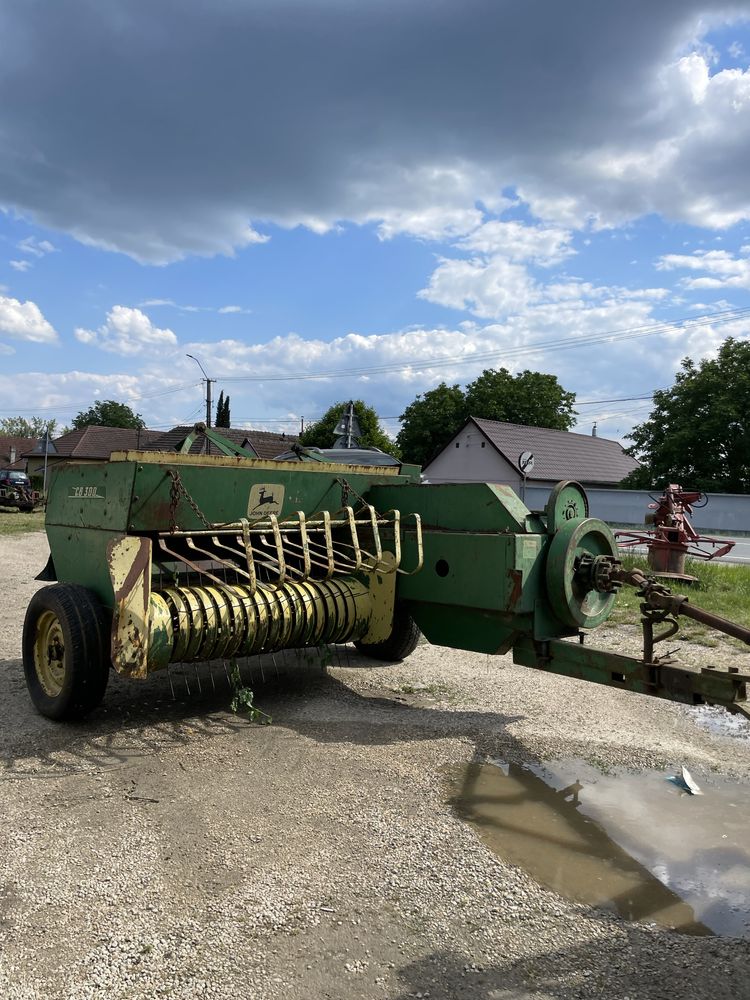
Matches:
[[247, 483, 284, 517], [563, 500, 579, 520]]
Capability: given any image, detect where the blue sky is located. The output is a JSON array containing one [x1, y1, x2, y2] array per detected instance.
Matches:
[[1, 1, 750, 445]]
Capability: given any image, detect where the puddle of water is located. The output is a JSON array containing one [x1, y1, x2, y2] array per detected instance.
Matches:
[[446, 759, 750, 937], [688, 704, 750, 740]]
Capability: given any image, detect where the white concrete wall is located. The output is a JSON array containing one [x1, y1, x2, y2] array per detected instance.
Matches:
[[523, 485, 750, 535], [425, 432, 749, 533], [423, 425, 522, 489]]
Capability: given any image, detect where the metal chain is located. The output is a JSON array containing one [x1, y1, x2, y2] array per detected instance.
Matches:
[[336, 476, 370, 510], [337, 476, 350, 509], [167, 469, 213, 531]]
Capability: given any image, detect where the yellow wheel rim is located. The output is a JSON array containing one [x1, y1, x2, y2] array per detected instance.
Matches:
[[33, 610, 67, 698]]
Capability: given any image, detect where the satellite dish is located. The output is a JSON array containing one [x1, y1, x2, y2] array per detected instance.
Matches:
[[519, 451, 535, 474]]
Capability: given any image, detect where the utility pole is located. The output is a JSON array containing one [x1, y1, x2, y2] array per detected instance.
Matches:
[[186, 354, 215, 427]]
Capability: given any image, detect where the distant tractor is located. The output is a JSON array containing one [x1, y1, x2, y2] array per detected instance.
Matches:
[[0, 470, 41, 513]]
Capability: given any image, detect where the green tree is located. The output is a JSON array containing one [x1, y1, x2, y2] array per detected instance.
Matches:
[[215, 391, 231, 428], [464, 368, 576, 431], [396, 383, 467, 467], [622, 337, 750, 493], [0, 416, 57, 437], [72, 400, 145, 430], [395, 368, 576, 467], [300, 400, 400, 457]]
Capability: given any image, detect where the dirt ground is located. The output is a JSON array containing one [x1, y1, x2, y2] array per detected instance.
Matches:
[[2, 531, 750, 1000]]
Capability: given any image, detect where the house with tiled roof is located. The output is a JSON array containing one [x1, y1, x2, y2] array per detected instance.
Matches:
[[24, 426, 163, 476], [0, 436, 38, 471], [145, 425, 298, 460], [423, 416, 639, 490]]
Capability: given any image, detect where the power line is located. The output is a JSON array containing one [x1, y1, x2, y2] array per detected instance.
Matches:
[[216, 306, 750, 384]]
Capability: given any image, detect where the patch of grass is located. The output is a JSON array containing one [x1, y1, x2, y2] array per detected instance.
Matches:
[[611, 554, 750, 636], [0, 510, 45, 536]]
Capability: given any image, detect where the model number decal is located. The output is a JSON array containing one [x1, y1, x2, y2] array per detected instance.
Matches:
[[69, 485, 106, 499]]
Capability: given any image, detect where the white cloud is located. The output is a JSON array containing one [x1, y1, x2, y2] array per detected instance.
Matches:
[[458, 220, 576, 265], [657, 248, 750, 289], [139, 299, 251, 315], [2, 287, 746, 446], [0, 295, 57, 343], [18, 236, 57, 257], [419, 256, 536, 318], [75, 306, 178, 355], [9, 259, 32, 272], [1, 4, 749, 261]]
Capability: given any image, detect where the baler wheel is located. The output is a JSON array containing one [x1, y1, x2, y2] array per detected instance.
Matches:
[[22, 584, 110, 720], [354, 604, 421, 662]]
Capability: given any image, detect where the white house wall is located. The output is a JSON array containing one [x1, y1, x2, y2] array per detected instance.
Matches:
[[424, 425, 522, 490]]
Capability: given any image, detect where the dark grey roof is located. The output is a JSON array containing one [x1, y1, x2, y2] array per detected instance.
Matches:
[[469, 417, 639, 484], [146, 426, 298, 460]]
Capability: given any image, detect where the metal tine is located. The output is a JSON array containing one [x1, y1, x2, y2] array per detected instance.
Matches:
[[207, 659, 217, 693], [278, 646, 290, 676], [271, 652, 280, 681], [298, 511, 311, 578], [268, 515, 287, 583], [212, 535, 255, 582], [286, 535, 356, 574], [326, 511, 335, 580], [396, 513, 424, 575], [346, 506, 363, 570], [157, 537, 228, 589], [335, 639, 347, 669], [166, 661, 177, 700], [366, 505, 382, 564], [184, 535, 239, 573], [248, 656, 258, 688], [241, 519, 258, 593]]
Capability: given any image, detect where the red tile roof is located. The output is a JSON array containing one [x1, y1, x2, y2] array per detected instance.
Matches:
[[0, 435, 39, 469], [26, 426, 163, 460], [146, 426, 299, 460]]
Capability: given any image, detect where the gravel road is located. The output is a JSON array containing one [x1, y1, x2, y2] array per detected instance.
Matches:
[[2, 531, 750, 1000]]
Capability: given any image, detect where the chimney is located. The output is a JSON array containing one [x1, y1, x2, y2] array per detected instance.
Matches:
[[591, 422, 597, 438], [9, 446, 16, 464]]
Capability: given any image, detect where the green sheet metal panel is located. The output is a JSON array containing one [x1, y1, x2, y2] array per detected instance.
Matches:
[[119, 453, 408, 531], [368, 481, 540, 534], [45, 461, 136, 532]]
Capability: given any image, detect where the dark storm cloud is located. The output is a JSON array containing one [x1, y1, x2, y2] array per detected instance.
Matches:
[[0, 0, 747, 261]]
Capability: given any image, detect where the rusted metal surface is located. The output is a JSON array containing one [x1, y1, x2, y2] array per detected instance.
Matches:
[[108, 535, 153, 679], [616, 485, 735, 579], [109, 449, 403, 477]]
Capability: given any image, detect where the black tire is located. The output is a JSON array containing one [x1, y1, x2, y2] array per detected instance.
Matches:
[[22, 584, 110, 720], [354, 604, 421, 662]]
